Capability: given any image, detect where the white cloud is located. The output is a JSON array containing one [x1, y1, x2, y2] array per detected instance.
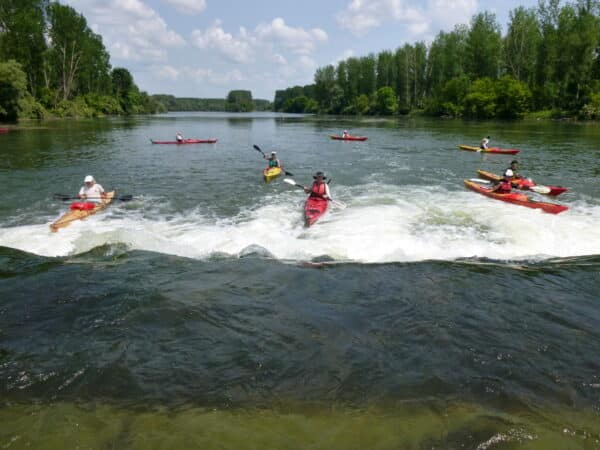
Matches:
[[183, 67, 246, 85], [336, 0, 477, 37], [255, 18, 328, 55], [190, 20, 253, 63], [190, 18, 327, 64], [162, 0, 206, 14], [155, 65, 180, 80], [62, 0, 185, 63]]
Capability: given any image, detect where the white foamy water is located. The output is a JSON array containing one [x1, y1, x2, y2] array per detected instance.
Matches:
[[1, 184, 599, 263]]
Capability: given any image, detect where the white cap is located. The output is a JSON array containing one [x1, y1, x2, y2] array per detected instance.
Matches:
[[504, 169, 514, 177], [271, 151, 277, 154], [84, 175, 94, 183]]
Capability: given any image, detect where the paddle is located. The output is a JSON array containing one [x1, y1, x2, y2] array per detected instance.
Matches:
[[253, 144, 294, 176], [53, 193, 133, 202], [283, 178, 347, 209], [469, 178, 551, 194]]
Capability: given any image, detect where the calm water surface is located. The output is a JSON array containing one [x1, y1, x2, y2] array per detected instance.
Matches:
[[0, 113, 599, 449]]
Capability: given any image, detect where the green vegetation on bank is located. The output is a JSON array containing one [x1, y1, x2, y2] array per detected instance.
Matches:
[[0, 1, 164, 121], [152, 95, 272, 112], [275, 0, 600, 119]]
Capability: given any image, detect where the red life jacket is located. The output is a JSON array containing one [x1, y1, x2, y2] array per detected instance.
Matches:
[[310, 182, 326, 198], [497, 180, 512, 193]]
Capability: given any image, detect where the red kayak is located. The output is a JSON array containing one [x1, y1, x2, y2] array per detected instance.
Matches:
[[0, 127, 9, 134], [459, 145, 519, 155], [151, 138, 217, 144], [330, 135, 368, 141], [304, 196, 329, 226], [477, 170, 568, 196], [464, 180, 568, 214]]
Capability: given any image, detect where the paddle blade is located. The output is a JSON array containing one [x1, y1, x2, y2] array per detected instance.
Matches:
[[469, 178, 492, 184], [53, 194, 73, 201], [118, 194, 133, 201], [331, 199, 347, 209], [283, 178, 296, 186], [284, 170, 294, 176], [253, 144, 265, 156], [529, 185, 551, 194]]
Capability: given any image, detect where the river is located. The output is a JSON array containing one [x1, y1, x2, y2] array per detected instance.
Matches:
[[1, 113, 599, 449]]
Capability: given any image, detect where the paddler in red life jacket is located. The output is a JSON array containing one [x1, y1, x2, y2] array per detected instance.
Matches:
[[490, 170, 513, 193], [303, 171, 331, 199], [264, 151, 281, 168], [78, 175, 106, 203]]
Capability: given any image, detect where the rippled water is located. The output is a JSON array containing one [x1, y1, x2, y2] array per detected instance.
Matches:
[[1, 113, 599, 448]]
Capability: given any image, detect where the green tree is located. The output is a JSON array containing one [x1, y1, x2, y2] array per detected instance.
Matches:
[[504, 7, 540, 85], [373, 86, 397, 115], [0, 0, 47, 97], [226, 90, 254, 112], [0, 59, 28, 121], [466, 12, 502, 79], [463, 78, 497, 118], [494, 75, 532, 118]]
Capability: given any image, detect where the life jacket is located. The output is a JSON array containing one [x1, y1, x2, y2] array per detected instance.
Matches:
[[497, 180, 512, 193], [310, 182, 326, 198], [268, 159, 279, 168], [70, 201, 95, 210]]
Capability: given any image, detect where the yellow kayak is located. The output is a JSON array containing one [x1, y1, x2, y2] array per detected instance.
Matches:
[[50, 191, 115, 232], [263, 167, 282, 183]]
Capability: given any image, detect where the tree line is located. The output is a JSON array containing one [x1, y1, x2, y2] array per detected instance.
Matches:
[[275, 0, 600, 119], [152, 93, 273, 112], [0, 0, 164, 122]]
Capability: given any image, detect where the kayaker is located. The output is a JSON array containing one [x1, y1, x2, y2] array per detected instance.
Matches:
[[264, 151, 281, 168], [480, 136, 490, 150], [78, 175, 106, 203], [342, 130, 349, 138], [176, 131, 183, 143], [505, 160, 522, 179], [490, 170, 513, 193], [304, 171, 331, 200]]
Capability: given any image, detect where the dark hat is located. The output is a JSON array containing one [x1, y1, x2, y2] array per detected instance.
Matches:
[[511, 160, 519, 164], [313, 171, 327, 179]]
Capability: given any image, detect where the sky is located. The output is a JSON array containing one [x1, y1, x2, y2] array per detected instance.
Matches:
[[62, 0, 541, 100]]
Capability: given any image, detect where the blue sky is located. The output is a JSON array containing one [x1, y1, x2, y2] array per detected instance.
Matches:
[[63, 0, 540, 100]]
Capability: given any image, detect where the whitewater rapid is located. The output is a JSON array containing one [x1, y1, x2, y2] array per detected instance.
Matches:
[[1, 183, 598, 263]]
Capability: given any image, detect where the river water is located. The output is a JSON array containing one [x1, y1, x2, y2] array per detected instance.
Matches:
[[1, 113, 599, 449]]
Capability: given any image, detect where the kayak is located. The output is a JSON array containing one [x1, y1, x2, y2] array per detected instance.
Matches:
[[263, 166, 282, 183], [0, 127, 9, 133], [463, 180, 568, 214], [476, 170, 568, 196], [50, 191, 115, 232], [459, 145, 520, 155], [304, 196, 329, 226], [151, 138, 217, 144], [330, 135, 368, 141]]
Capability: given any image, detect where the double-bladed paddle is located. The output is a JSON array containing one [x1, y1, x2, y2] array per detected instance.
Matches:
[[283, 178, 346, 209], [253, 144, 294, 176], [53, 193, 133, 201], [468, 178, 551, 194]]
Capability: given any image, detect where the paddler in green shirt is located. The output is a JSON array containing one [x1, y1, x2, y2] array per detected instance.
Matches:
[[264, 151, 281, 168]]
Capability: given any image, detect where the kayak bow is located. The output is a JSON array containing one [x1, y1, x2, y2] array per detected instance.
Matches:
[[304, 197, 329, 226], [263, 166, 282, 183], [50, 191, 116, 231]]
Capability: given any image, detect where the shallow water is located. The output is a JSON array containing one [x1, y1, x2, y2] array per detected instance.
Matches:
[[1, 113, 599, 448]]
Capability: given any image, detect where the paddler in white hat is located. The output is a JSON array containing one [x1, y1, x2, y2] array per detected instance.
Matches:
[[78, 175, 106, 203]]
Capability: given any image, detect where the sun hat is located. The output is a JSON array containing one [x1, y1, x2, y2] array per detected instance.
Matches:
[[84, 175, 94, 183], [313, 171, 326, 179]]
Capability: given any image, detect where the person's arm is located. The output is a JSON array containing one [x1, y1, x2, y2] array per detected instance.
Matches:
[[277, 159, 281, 167], [78, 187, 85, 199], [324, 184, 331, 199]]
